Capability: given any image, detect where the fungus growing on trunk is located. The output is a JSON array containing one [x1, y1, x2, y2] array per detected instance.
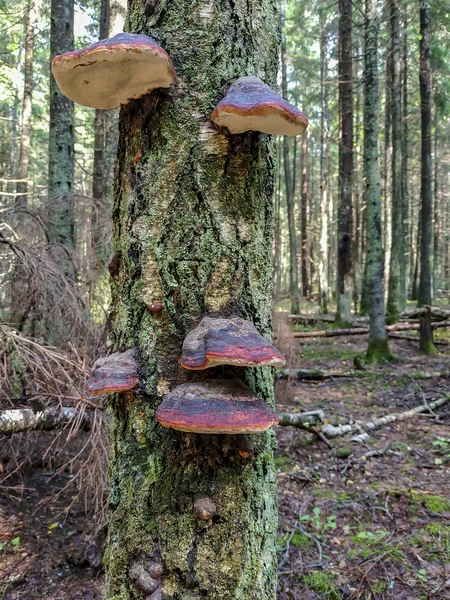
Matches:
[[180, 316, 285, 370], [211, 76, 308, 136], [86, 348, 139, 395], [52, 33, 176, 109], [155, 380, 279, 434]]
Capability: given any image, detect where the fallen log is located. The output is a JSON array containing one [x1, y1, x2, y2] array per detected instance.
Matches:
[[320, 395, 449, 440], [387, 332, 449, 346], [402, 306, 450, 322], [0, 406, 90, 435], [291, 320, 449, 339]]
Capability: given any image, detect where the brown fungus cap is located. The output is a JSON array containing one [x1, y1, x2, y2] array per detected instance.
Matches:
[[181, 316, 285, 370], [155, 380, 279, 434], [52, 33, 176, 109], [86, 348, 139, 395], [211, 76, 308, 136]]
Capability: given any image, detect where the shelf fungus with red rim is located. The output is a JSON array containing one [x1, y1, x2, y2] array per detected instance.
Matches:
[[86, 349, 140, 395], [51, 32, 176, 109], [211, 76, 308, 136], [180, 316, 285, 370], [155, 380, 279, 434]]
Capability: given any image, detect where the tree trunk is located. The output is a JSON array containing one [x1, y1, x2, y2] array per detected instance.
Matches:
[[383, 35, 392, 296], [15, 0, 39, 222], [105, 0, 280, 598], [318, 16, 329, 313], [386, 0, 405, 323], [401, 21, 409, 298], [336, 0, 353, 326], [433, 111, 441, 297], [48, 0, 75, 249], [300, 132, 308, 297], [281, 0, 299, 315], [418, 2, 433, 313], [363, 0, 392, 362]]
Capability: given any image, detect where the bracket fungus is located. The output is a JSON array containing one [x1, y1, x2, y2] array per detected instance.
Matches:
[[86, 349, 140, 395], [181, 316, 285, 370], [211, 76, 308, 136], [52, 33, 176, 109], [155, 380, 279, 434]]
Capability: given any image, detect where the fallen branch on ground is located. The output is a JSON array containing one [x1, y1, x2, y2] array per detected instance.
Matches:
[[387, 332, 449, 346], [0, 406, 90, 435], [320, 395, 449, 440], [278, 410, 325, 427]]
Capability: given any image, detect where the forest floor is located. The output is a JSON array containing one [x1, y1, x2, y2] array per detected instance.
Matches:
[[0, 311, 449, 600]]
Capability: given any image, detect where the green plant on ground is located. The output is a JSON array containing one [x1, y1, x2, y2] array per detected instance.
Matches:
[[302, 572, 341, 599]]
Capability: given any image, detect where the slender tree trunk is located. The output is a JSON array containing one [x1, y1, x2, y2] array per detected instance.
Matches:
[[336, 0, 353, 326], [401, 22, 410, 298], [273, 141, 282, 297], [301, 132, 308, 297], [105, 0, 280, 597], [280, 0, 299, 314], [318, 15, 329, 313], [386, 0, 405, 323], [433, 112, 441, 296], [383, 39, 392, 295], [364, 0, 392, 362], [417, 2, 433, 315], [15, 0, 39, 221], [48, 0, 75, 248]]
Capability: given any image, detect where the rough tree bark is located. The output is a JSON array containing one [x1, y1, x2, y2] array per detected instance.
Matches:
[[280, 0, 299, 314], [363, 0, 392, 362], [104, 0, 280, 598], [48, 0, 75, 248], [386, 0, 405, 323], [336, 0, 353, 326]]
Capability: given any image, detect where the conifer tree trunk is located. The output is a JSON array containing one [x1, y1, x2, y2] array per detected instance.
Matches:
[[48, 0, 75, 248], [336, 0, 353, 326], [364, 0, 392, 362], [15, 0, 39, 220], [418, 1, 433, 314], [300, 132, 308, 297], [105, 0, 279, 598], [386, 0, 405, 322], [401, 22, 409, 297], [318, 15, 329, 313], [280, 0, 299, 314]]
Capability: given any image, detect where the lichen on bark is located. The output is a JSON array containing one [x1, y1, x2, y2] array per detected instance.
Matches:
[[104, 0, 280, 598]]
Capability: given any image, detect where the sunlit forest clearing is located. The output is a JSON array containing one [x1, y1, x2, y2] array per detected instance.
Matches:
[[0, 0, 449, 598]]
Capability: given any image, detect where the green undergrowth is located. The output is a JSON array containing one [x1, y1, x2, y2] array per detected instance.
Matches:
[[302, 572, 340, 599]]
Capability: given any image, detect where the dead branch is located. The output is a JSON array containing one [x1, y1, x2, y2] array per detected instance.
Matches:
[[278, 410, 325, 427], [320, 395, 450, 440], [277, 368, 361, 380], [0, 406, 90, 435]]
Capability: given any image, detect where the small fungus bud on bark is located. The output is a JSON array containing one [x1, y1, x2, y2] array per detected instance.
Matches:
[[129, 562, 159, 594], [108, 252, 121, 278], [146, 590, 164, 600], [237, 435, 255, 459], [148, 301, 163, 314], [147, 560, 164, 579], [193, 494, 217, 520]]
